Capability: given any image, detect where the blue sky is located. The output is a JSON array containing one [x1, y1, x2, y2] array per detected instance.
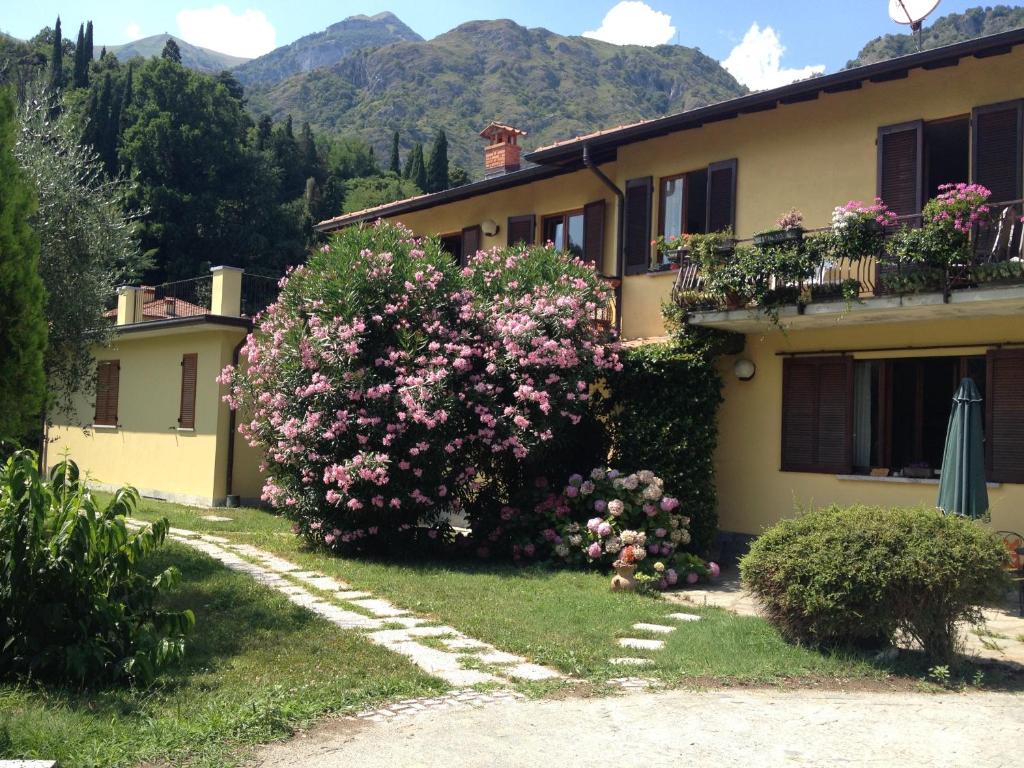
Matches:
[[2, 1, 1008, 87]]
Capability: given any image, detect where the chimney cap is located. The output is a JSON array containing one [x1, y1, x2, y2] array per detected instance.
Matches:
[[479, 122, 527, 142]]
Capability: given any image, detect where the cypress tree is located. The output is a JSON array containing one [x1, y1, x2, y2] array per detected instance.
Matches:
[[85, 21, 94, 64], [403, 141, 420, 179], [389, 130, 400, 174], [49, 17, 64, 92], [255, 115, 273, 152], [96, 73, 114, 172], [407, 144, 426, 192], [0, 88, 47, 443], [425, 129, 449, 193], [73, 24, 87, 88]]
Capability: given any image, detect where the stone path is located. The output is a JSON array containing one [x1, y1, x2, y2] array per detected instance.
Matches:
[[610, 610, 701, 670], [252, 687, 1023, 768], [131, 520, 561, 687]]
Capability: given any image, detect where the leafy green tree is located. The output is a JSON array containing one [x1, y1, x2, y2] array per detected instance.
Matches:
[[448, 163, 471, 188], [389, 130, 400, 174], [0, 88, 47, 443], [426, 129, 449, 193], [342, 173, 421, 213], [15, 92, 149, 415], [161, 38, 181, 64]]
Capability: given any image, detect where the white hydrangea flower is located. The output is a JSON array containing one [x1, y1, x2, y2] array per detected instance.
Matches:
[[654, 561, 665, 573], [590, 468, 606, 481], [643, 484, 663, 501], [554, 543, 570, 558], [678, 530, 691, 544], [670, 529, 684, 543], [623, 474, 639, 490], [568, 534, 582, 546], [605, 536, 622, 554], [580, 480, 595, 495], [612, 477, 625, 490], [620, 530, 636, 545], [631, 545, 647, 561], [608, 499, 624, 517], [635, 531, 647, 547], [637, 470, 654, 483]]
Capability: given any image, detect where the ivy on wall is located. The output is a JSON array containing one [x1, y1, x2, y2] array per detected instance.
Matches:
[[602, 304, 743, 554]]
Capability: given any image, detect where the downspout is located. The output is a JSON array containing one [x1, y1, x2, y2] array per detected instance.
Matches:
[[582, 143, 625, 334], [224, 337, 245, 507]]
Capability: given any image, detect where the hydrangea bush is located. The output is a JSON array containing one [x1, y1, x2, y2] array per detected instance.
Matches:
[[221, 221, 619, 552]]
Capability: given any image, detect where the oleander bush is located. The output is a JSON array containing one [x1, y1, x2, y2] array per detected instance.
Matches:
[[221, 221, 620, 553], [0, 451, 193, 686], [740, 504, 1009, 663]]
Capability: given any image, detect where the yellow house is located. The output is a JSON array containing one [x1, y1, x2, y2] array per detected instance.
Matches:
[[317, 30, 1024, 541], [47, 267, 271, 507]]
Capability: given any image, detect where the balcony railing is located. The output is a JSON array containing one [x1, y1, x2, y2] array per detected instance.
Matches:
[[116, 271, 281, 325], [241, 273, 279, 318], [671, 199, 1024, 309]]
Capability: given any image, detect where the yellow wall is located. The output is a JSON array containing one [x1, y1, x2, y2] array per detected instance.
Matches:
[[366, 47, 1024, 340], [715, 315, 1024, 536], [49, 325, 250, 507]]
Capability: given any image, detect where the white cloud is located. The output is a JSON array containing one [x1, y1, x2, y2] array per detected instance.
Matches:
[[582, 1, 676, 46], [125, 22, 143, 40], [175, 5, 276, 58], [722, 23, 825, 91]]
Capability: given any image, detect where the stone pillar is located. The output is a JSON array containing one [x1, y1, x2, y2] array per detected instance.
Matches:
[[115, 286, 144, 325], [210, 266, 243, 317]]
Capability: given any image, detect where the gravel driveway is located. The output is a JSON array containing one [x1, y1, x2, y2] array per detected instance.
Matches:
[[253, 687, 1019, 767]]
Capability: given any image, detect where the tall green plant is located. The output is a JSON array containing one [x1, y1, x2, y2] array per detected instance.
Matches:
[[0, 87, 47, 445], [0, 451, 193, 686]]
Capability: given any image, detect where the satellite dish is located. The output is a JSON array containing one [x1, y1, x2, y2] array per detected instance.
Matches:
[[888, 0, 940, 50]]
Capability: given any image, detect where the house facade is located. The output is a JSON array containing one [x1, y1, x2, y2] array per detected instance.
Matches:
[[47, 267, 271, 507], [318, 30, 1024, 538]]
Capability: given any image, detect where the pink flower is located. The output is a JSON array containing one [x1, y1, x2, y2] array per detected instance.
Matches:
[[666, 569, 678, 586], [655, 528, 667, 538], [686, 571, 699, 585], [597, 522, 612, 538], [586, 517, 603, 533], [565, 485, 579, 498], [587, 542, 602, 558], [708, 562, 721, 579], [594, 499, 607, 513]]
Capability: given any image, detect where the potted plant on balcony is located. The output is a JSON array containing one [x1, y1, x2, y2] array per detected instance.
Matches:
[[829, 199, 897, 261], [652, 233, 689, 270], [754, 208, 805, 248], [689, 230, 746, 309]]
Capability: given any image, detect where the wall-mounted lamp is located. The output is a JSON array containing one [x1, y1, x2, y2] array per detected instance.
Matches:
[[734, 358, 756, 381], [481, 219, 499, 237]]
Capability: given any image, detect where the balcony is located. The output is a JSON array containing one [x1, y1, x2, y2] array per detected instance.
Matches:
[[672, 198, 1024, 332]]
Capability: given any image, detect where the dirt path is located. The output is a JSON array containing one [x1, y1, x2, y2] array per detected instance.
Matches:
[[252, 687, 1020, 767]]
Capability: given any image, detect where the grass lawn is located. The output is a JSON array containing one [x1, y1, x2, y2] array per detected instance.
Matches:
[[0, 542, 446, 768], [124, 496, 938, 689]]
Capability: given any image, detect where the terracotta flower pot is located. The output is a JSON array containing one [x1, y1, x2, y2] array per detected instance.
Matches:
[[611, 562, 638, 592]]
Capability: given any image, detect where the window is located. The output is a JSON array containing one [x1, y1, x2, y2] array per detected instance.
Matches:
[[507, 215, 536, 246], [460, 225, 481, 266], [658, 169, 709, 263], [542, 210, 584, 258], [178, 353, 198, 430], [782, 351, 1024, 483], [94, 359, 120, 427], [439, 233, 462, 260]]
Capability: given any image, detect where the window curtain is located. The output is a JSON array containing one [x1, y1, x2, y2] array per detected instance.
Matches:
[[852, 362, 873, 468]]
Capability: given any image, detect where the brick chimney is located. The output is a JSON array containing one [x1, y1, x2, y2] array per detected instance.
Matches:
[[480, 122, 527, 178]]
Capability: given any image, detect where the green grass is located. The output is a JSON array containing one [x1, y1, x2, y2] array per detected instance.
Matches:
[[0, 542, 446, 768], [124, 497, 908, 687]]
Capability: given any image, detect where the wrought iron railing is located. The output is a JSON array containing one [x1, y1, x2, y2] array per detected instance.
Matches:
[[671, 199, 1024, 308], [241, 273, 279, 318], [146, 276, 213, 319]]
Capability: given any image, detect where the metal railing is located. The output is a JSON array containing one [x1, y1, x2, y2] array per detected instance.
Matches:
[[671, 199, 1024, 308], [593, 275, 621, 333], [146, 276, 213, 319], [241, 273, 279, 318]]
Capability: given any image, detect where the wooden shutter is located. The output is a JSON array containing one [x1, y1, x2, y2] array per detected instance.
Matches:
[[986, 349, 1024, 483], [506, 215, 535, 246], [972, 101, 1023, 204], [781, 356, 854, 474], [877, 121, 923, 216], [706, 159, 737, 234], [178, 353, 198, 430], [624, 177, 652, 275], [583, 199, 606, 268], [460, 225, 481, 266], [93, 360, 120, 426]]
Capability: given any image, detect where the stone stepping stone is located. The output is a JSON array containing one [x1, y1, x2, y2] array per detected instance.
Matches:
[[292, 573, 350, 591], [666, 612, 702, 622], [476, 649, 525, 665], [503, 662, 561, 681], [197, 533, 231, 544], [618, 637, 665, 651], [632, 623, 676, 634], [368, 626, 458, 646], [385, 616, 432, 628], [441, 637, 490, 651], [610, 657, 653, 666], [334, 590, 371, 601], [316, 604, 385, 630], [382, 641, 503, 686], [200, 515, 233, 522], [349, 598, 410, 617]]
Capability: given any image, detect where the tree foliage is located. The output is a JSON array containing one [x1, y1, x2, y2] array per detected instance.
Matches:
[[425, 129, 449, 193], [0, 87, 46, 444]]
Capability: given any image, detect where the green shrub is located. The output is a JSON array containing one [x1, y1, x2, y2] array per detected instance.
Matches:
[[0, 450, 194, 686], [740, 504, 1009, 663]]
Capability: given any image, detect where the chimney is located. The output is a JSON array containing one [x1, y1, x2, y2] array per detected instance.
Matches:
[[480, 122, 527, 178], [164, 297, 176, 317]]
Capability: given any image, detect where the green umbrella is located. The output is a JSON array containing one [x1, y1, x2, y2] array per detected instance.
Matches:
[[937, 377, 989, 518]]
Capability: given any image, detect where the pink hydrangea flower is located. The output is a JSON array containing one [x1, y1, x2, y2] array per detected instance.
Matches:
[[587, 542, 602, 558]]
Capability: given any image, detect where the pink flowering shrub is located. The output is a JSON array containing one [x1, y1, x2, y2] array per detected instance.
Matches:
[[927, 183, 992, 234], [220, 221, 619, 552], [828, 198, 898, 260]]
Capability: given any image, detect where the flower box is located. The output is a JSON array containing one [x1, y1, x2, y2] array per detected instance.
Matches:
[[754, 228, 804, 248]]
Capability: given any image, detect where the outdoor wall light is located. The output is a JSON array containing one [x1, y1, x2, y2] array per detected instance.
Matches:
[[734, 358, 756, 381], [481, 219, 499, 237]]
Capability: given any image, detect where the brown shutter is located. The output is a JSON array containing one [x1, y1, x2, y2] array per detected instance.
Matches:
[[460, 225, 481, 266], [972, 101, 1023, 204], [877, 121, 923, 216], [624, 177, 652, 275], [583, 199, 606, 268], [986, 349, 1024, 483], [178, 353, 198, 430], [706, 159, 737, 234], [506, 215, 535, 246], [94, 360, 120, 426], [781, 356, 853, 474]]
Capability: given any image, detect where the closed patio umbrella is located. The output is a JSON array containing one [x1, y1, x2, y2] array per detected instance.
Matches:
[[937, 377, 989, 518]]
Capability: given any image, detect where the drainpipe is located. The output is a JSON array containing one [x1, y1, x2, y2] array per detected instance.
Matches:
[[224, 337, 245, 507], [582, 143, 624, 334]]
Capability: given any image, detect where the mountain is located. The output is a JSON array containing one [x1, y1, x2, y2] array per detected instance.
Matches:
[[100, 34, 249, 73], [233, 12, 422, 86], [244, 18, 746, 177], [846, 5, 1024, 68]]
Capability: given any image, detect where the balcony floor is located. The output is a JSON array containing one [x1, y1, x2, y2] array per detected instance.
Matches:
[[687, 283, 1024, 333]]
